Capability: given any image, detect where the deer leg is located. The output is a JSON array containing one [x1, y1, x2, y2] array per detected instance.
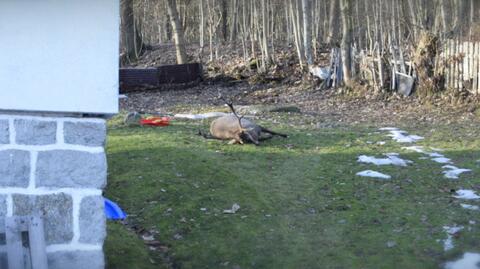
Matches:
[[228, 139, 244, 145], [197, 130, 221, 140]]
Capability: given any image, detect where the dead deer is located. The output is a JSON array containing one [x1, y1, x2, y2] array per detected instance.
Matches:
[[199, 103, 287, 145]]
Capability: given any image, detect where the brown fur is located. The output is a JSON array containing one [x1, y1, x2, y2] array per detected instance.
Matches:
[[203, 115, 287, 145]]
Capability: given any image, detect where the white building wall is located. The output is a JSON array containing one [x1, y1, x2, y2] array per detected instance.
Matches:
[[0, 0, 119, 115]]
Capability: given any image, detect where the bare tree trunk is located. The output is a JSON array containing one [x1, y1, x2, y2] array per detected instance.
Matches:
[[290, 0, 304, 68], [469, 0, 474, 39], [340, 0, 353, 84], [302, 0, 313, 66], [200, 0, 205, 48], [221, 0, 228, 42], [406, 0, 418, 41], [439, 0, 448, 34], [120, 0, 136, 63], [229, 0, 238, 42], [326, 0, 340, 45], [261, 0, 270, 67], [166, 0, 188, 64]]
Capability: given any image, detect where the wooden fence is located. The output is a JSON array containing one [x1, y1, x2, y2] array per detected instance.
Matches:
[[440, 39, 480, 94]]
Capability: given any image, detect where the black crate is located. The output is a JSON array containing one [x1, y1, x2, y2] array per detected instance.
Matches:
[[120, 68, 159, 86], [157, 63, 202, 84]]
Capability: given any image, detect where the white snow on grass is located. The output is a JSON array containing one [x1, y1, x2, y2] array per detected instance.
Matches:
[[442, 165, 472, 179], [174, 112, 228, 120], [453, 190, 480, 200], [387, 130, 424, 143], [357, 153, 412, 167], [432, 157, 452, 164], [444, 252, 480, 269], [428, 152, 445, 158], [379, 128, 424, 143], [379, 127, 399, 131], [356, 170, 391, 179], [460, 204, 479, 210], [442, 226, 464, 251], [402, 145, 426, 153], [402, 146, 453, 164]]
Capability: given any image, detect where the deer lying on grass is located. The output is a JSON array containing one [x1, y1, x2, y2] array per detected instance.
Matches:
[[199, 103, 288, 145]]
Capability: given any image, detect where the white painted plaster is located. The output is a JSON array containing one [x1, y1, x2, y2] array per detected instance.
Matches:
[[8, 118, 15, 144], [0, 144, 104, 154], [71, 193, 82, 243], [28, 151, 38, 190], [0, 0, 119, 115], [0, 188, 102, 196], [6, 195, 13, 217], [46, 243, 102, 253], [56, 120, 65, 144], [0, 114, 106, 124]]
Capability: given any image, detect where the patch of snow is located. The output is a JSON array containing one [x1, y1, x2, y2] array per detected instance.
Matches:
[[402, 146, 426, 153], [223, 203, 241, 214], [428, 152, 445, 158], [444, 252, 480, 269], [356, 170, 391, 179], [454, 190, 480, 200], [119, 94, 128, 99], [142, 234, 155, 241], [386, 130, 424, 143], [376, 141, 386, 145], [442, 165, 472, 179], [174, 112, 228, 120], [442, 226, 464, 251], [379, 127, 399, 131], [357, 153, 412, 167], [432, 157, 452, 164], [460, 204, 480, 210]]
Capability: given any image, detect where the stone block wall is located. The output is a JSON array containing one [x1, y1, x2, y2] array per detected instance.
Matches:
[[0, 113, 107, 269]]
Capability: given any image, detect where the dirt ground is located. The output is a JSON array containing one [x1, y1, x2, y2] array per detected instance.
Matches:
[[120, 42, 480, 129], [120, 79, 480, 128]]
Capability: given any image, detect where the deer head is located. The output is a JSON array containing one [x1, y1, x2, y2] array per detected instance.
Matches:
[[226, 102, 259, 145]]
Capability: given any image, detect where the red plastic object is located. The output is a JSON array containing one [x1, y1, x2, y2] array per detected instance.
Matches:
[[140, 117, 170, 126]]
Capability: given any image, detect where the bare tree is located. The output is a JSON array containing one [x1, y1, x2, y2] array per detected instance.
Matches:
[[340, 0, 353, 84], [120, 0, 137, 63], [302, 0, 313, 66], [326, 0, 340, 45], [166, 0, 188, 64]]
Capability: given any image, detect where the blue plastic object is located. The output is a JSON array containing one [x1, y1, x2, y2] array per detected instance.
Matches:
[[104, 198, 127, 220]]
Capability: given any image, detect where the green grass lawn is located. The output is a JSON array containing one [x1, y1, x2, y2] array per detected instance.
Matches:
[[104, 113, 480, 269]]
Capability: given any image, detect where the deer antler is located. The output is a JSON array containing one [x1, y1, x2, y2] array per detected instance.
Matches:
[[217, 92, 244, 129], [226, 102, 244, 129]]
